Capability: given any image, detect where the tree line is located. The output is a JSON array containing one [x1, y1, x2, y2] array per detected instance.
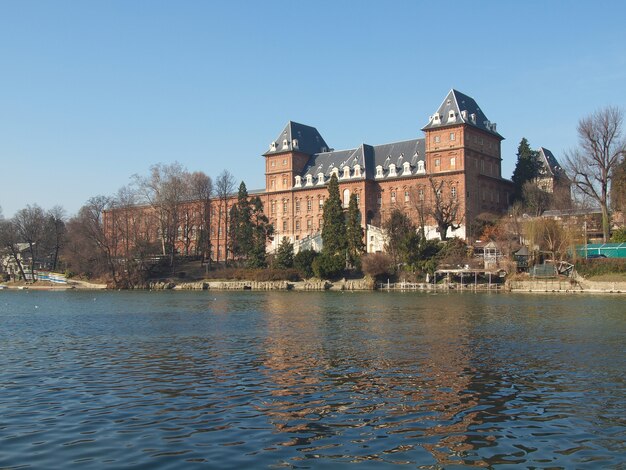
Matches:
[[1, 105, 624, 285]]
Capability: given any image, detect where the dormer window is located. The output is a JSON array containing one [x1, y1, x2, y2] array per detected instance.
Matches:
[[282, 139, 289, 150], [306, 174, 313, 186], [292, 139, 299, 149], [270, 141, 277, 151], [388, 164, 397, 177], [432, 113, 441, 124], [343, 166, 350, 179], [317, 173, 325, 185], [470, 113, 476, 124], [294, 176, 302, 187], [331, 167, 339, 178], [376, 165, 383, 178], [354, 164, 361, 177], [461, 110, 468, 120], [448, 110, 456, 122], [417, 160, 426, 174], [402, 161, 411, 176]]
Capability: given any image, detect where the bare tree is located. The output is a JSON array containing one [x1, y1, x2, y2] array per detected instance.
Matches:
[[134, 162, 191, 269], [564, 106, 626, 241], [428, 177, 463, 241], [13, 204, 47, 279], [0, 219, 28, 281], [189, 171, 213, 270], [214, 170, 235, 265], [46, 206, 66, 272]]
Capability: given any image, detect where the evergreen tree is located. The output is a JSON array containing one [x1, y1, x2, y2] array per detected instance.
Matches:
[[247, 196, 273, 268], [274, 237, 294, 269], [321, 174, 347, 256], [230, 182, 254, 261], [346, 193, 365, 267], [383, 208, 415, 266], [511, 137, 540, 202], [611, 156, 626, 213]]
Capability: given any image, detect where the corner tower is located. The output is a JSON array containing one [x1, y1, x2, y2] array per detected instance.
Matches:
[[263, 121, 329, 193]]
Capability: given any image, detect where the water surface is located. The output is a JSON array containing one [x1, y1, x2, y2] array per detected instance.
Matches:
[[0, 291, 624, 468]]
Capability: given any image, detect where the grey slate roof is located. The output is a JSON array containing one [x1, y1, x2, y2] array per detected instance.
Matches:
[[422, 89, 503, 139], [263, 121, 330, 156], [298, 138, 425, 182], [537, 147, 568, 180]]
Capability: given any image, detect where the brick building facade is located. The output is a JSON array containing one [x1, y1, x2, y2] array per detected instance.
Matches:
[[260, 89, 513, 252], [104, 89, 514, 260]]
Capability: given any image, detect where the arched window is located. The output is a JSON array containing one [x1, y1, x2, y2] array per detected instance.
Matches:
[[306, 174, 313, 186], [343, 189, 350, 208], [317, 173, 325, 185]]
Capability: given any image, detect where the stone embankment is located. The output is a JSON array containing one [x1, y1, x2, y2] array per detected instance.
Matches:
[[144, 277, 376, 291], [506, 274, 626, 294]]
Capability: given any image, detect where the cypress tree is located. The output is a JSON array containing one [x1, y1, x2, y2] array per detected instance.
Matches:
[[511, 138, 540, 202], [230, 182, 253, 261], [321, 174, 347, 257], [346, 193, 365, 267], [274, 237, 294, 269]]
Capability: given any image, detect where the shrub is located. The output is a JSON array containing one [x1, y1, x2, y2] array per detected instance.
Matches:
[[575, 258, 626, 277], [611, 227, 626, 243], [312, 253, 344, 280], [361, 253, 394, 279], [294, 249, 318, 279]]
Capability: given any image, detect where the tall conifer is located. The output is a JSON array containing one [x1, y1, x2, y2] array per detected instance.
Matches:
[[511, 138, 540, 202], [346, 193, 365, 267], [321, 174, 347, 256]]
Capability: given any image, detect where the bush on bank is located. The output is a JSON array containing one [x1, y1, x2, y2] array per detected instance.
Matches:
[[575, 258, 626, 277]]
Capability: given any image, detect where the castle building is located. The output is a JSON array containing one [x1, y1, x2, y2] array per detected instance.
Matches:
[[103, 89, 514, 261], [260, 89, 513, 252]]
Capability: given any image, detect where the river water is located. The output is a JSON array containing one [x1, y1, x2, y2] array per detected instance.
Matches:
[[0, 290, 624, 468]]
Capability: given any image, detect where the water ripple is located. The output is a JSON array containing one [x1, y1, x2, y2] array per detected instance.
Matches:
[[0, 291, 624, 468]]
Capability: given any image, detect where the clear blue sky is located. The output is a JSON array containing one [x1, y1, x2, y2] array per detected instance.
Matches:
[[1, 0, 625, 218]]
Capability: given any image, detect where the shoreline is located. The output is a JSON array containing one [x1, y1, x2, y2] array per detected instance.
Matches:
[[2, 276, 624, 294]]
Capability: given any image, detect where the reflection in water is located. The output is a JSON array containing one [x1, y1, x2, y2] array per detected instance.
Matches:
[[0, 290, 624, 468]]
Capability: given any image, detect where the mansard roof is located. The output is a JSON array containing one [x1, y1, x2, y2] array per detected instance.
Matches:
[[298, 138, 425, 182], [537, 147, 569, 180], [263, 121, 330, 156], [422, 89, 503, 139]]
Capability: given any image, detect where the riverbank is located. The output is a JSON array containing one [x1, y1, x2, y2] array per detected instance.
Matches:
[[3, 274, 624, 294]]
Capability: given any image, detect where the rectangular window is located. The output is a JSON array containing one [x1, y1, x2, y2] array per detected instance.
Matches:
[[391, 191, 396, 203], [271, 160, 276, 167], [434, 135, 440, 143], [307, 219, 312, 230], [295, 200, 300, 213], [271, 201, 276, 215], [282, 220, 287, 232], [356, 194, 360, 204], [295, 220, 300, 231], [450, 132, 455, 141], [435, 158, 440, 167], [319, 197, 324, 209], [404, 190, 410, 202], [450, 157, 456, 168], [451, 186, 457, 199], [283, 200, 288, 213], [282, 159, 287, 166], [377, 196, 382, 207], [307, 199, 312, 211], [419, 188, 424, 201]]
